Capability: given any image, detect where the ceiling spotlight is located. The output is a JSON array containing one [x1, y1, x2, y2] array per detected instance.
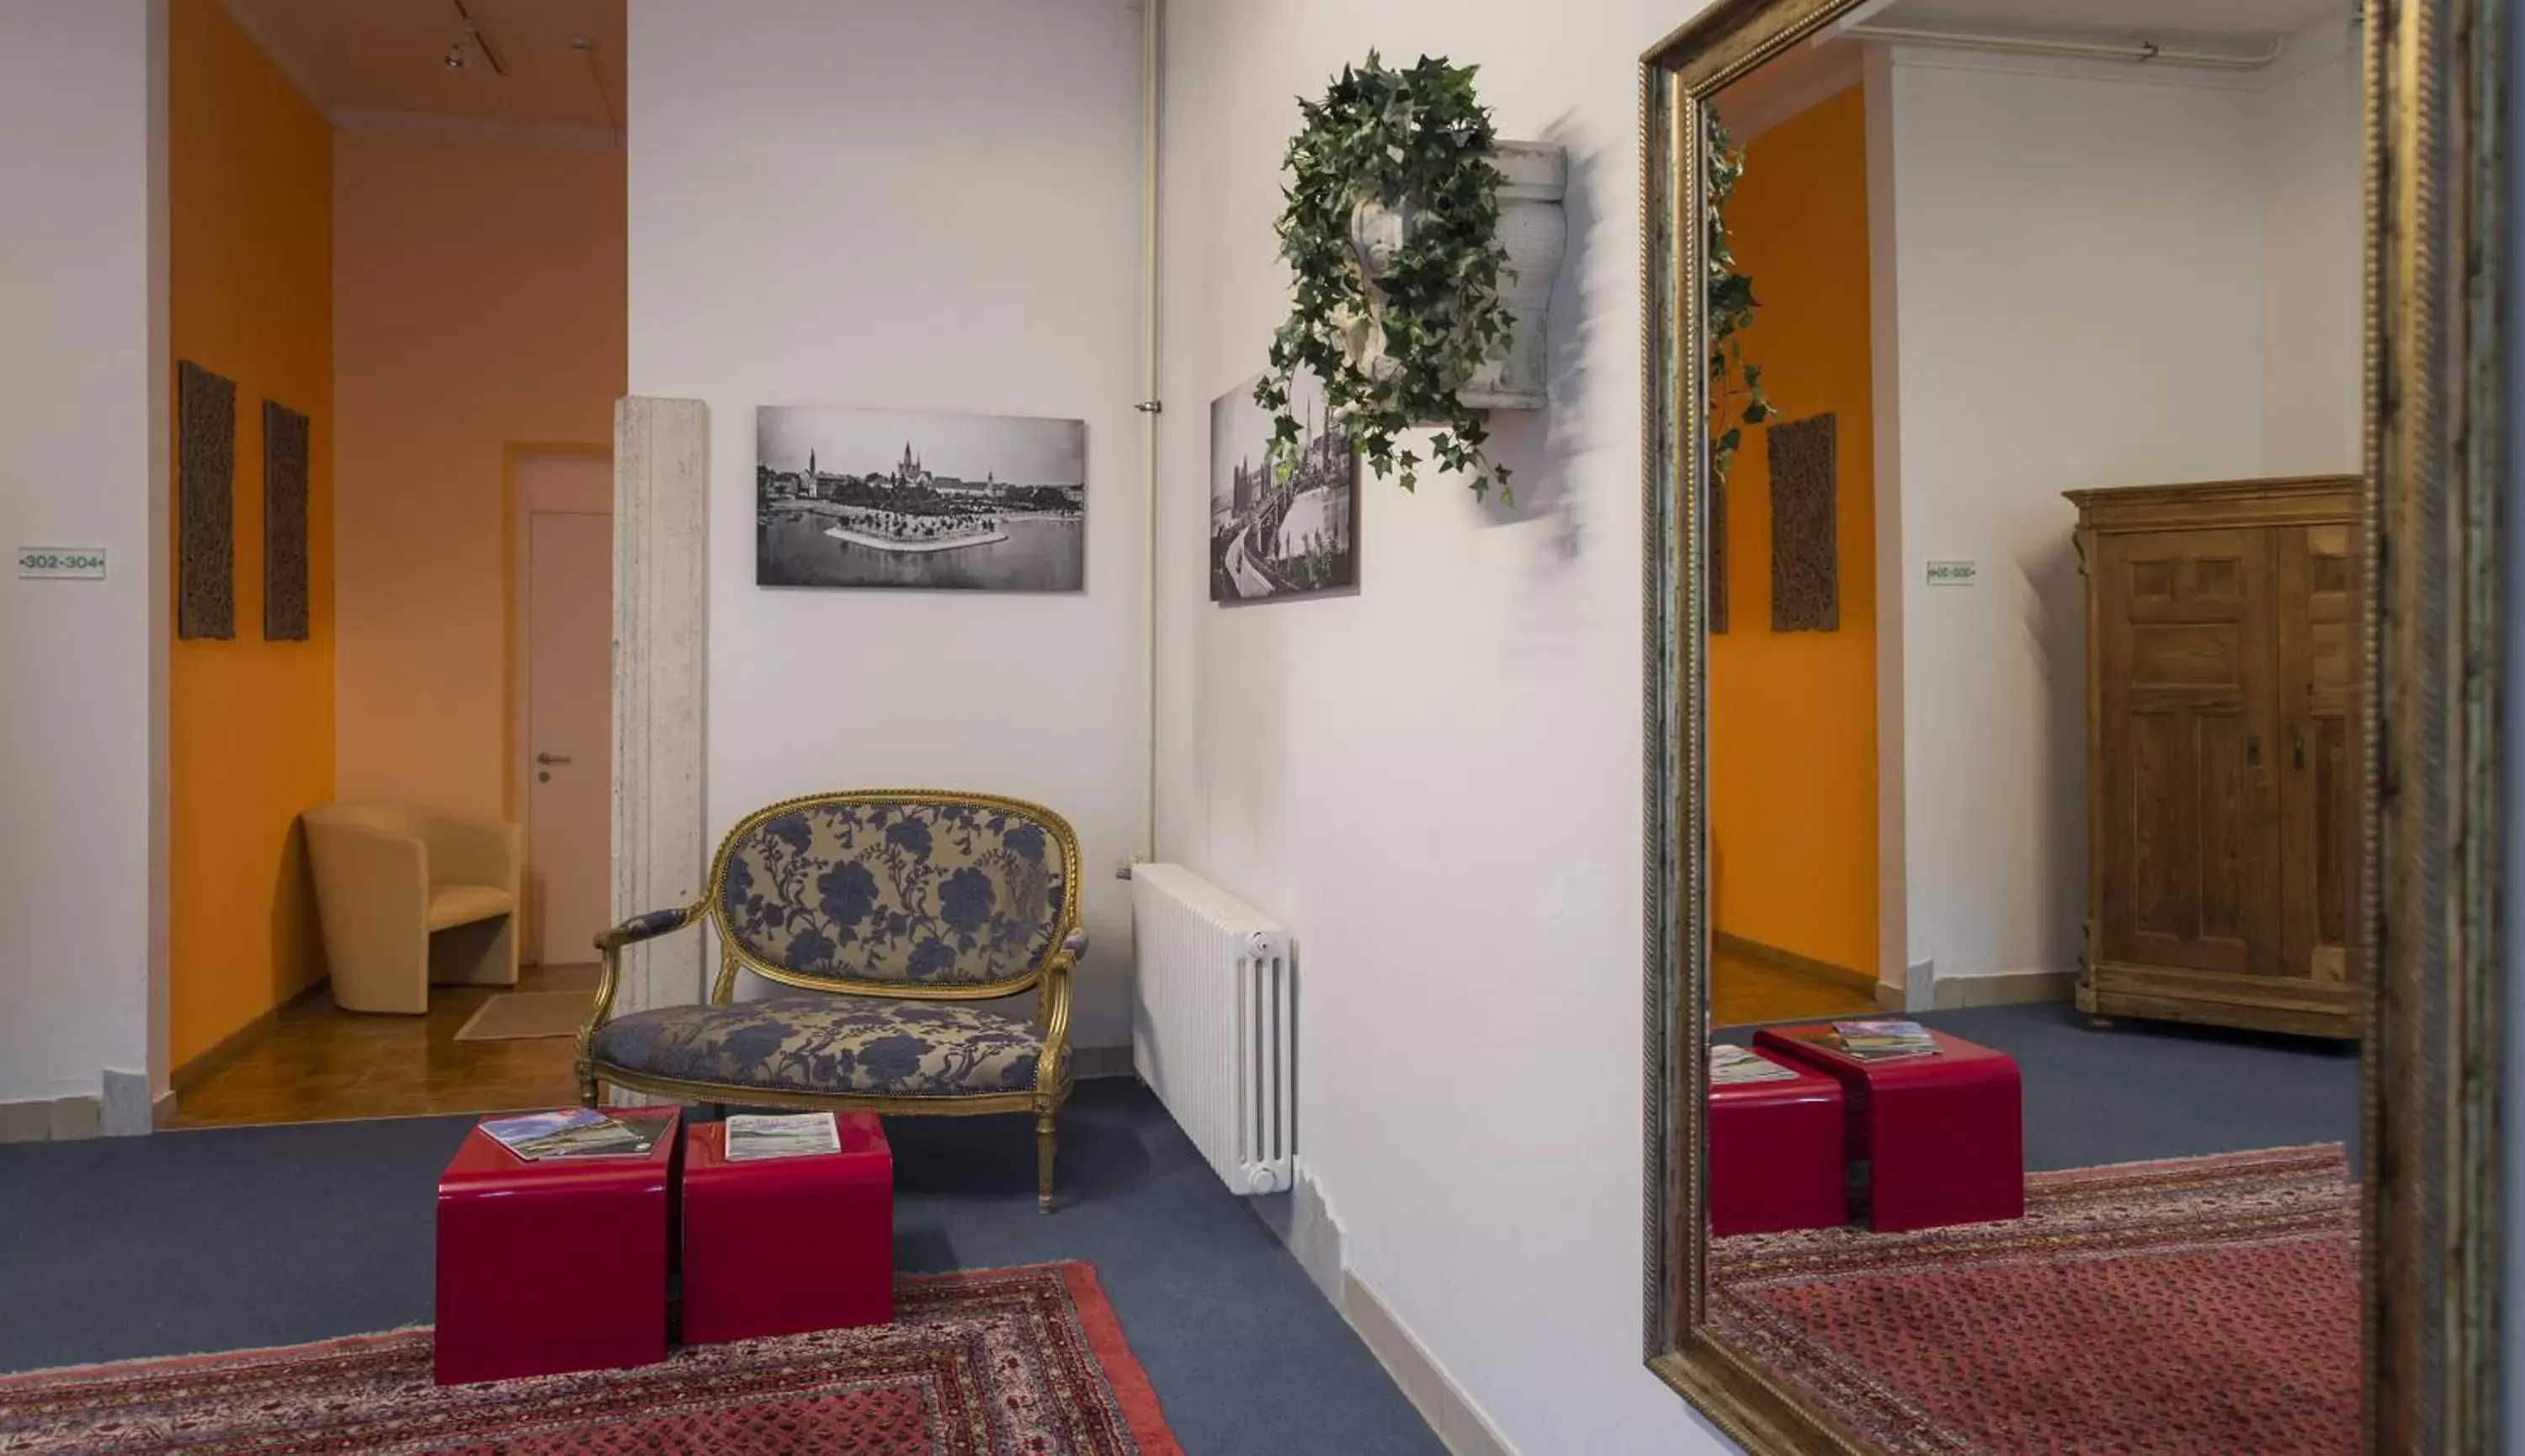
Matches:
[[443, 0, 508, 78]]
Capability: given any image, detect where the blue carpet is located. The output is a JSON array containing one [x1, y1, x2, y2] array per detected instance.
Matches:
[[1720, 1002, 2362, 1171], [0, 1080, 1444, 1456]]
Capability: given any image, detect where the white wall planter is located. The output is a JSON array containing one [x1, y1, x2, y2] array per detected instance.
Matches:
[[1341, 141, 1568, 414], [1458, 141, 1568, 412]]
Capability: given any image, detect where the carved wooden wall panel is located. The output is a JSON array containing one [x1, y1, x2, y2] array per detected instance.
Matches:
[[262, 401, 310, 641], [177, 362, 236, 640]]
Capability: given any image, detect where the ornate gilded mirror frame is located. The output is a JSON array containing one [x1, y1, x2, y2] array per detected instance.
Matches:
[[1636, 0, 2506, 1449]]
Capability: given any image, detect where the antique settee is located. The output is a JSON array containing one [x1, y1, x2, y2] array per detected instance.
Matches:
[[577, 790, 1083, 1209]]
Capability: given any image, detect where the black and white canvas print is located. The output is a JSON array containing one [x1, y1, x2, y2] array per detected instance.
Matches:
[[1209, 372, 1358, 603], [757, 406, 1087, 591]]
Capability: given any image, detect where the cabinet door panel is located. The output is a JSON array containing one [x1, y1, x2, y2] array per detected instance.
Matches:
[[2278, 523, 2356, 984], [2097, 529, 2282, 975]]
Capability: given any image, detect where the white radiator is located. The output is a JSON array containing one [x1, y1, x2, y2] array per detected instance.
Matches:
[[1128, 863, 1294, 1195]]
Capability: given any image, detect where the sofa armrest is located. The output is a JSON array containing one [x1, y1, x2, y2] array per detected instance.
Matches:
[[301, 815, 431, 1014], [596, 905, 700, 954], [581, 904, 706, 1076], [1058, 927, 1088, 962]]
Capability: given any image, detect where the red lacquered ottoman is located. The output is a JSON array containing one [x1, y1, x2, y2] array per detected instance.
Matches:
[[682, 1113, 893, 1344], [1753, 1024, 2023, 1233], [1707, 1049, 1847, 1236], [434, 1107, 679, 1384]]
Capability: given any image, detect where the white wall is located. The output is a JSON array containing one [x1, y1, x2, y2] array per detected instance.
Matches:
[[1879, 26, 2362, 988], [2255, 22, 2364, 475], [0, 0, 169, 1110], [625, 0, 1146, 1046], [1156, 1, 1737, 1451]]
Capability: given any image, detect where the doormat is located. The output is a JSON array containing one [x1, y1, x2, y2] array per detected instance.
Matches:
[[454, 990, 598, 1042], [1711, 1143, 2357, 1454], [0, 1262, 1183, 1454]]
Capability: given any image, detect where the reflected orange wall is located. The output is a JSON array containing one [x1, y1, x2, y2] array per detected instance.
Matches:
[[168, 0, 336, 1067], [1708, 86, 1877, 975]]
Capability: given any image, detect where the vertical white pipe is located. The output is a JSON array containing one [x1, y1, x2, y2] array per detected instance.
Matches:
[[1138, 0, 1163, 864]]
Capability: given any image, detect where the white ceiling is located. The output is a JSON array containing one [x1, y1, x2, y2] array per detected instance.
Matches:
[[1863, 0, 2352, 44], [220, 0, 625, 130]]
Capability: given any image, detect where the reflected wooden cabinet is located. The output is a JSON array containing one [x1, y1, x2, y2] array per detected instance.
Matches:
[[2068, 477, 2361, 1039]]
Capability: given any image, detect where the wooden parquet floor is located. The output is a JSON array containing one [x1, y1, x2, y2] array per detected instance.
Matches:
[[173, 963, 598, 1128], [1710, 943, 1879, 1029]]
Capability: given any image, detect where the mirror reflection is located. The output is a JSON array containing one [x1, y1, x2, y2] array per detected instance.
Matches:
[[1698, 2, 2364, 1448]]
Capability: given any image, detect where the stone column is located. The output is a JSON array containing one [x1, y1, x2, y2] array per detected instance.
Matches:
[[611, 397, 710, 1056]]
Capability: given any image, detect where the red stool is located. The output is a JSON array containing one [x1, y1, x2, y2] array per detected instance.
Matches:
[[1707, 1049, 1847, 1236], [1754, 1023, 2023, 1232], [434, 1108, 679, 1384], [681, 1113, 893, 1343]]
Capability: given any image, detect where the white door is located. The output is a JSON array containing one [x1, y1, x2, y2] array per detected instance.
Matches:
[[524, 484, 614, 965]]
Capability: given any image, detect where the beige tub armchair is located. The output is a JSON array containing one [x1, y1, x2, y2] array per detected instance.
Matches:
[[302, 805, 523, 1014]]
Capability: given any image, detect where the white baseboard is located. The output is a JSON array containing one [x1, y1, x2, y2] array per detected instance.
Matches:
[[0, 1095, 102, 1143], [1241, 1164, 1507, 1453], [1931, 968, 2077, 1009], [1342, 1270, 1523, 1456]]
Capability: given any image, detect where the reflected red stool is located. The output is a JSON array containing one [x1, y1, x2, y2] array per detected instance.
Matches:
[[681, 1113, 893, 1343], [1707, 1049, 1847, 1236], [434, 1108, 679, 1384], [1754, 1023, 2023, 1232]]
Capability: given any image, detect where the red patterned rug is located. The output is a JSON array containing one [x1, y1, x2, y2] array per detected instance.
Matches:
[[1712, 1144, 2358, 1456], [0, 1262, 1181, 1455]]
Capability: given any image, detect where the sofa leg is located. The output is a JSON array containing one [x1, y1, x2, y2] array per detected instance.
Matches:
[[577, 1069, 599, 1108], [1036, 1113, 1057, 1214]]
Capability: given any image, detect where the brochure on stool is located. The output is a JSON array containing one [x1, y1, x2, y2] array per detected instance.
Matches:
[[1710, 1044, 1799, 1086], [480, 1108, 664, 1161], [725, 1113, 843, 1161], [1831, 1018, 1940, 1060]]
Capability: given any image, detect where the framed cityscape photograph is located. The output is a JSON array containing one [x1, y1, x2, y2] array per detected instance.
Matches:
[[1209, 372, 1358, 603], [757, 406, 1087, 592]]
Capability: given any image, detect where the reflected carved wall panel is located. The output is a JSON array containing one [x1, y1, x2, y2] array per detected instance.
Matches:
[[1710, 470, 1730, 634], [1768, 412, 1837, 633]]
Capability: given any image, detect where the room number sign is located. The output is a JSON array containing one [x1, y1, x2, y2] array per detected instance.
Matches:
[[17, 546, 107, 580]]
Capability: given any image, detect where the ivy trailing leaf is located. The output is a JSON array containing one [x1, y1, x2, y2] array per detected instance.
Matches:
[[1261, 51, 1518, 502], [1705, 112, 1772, 490]]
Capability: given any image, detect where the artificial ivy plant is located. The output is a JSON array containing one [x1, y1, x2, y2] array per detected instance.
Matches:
[[1704, 113, 1772, 489], [1260, 51, 1517, 502]]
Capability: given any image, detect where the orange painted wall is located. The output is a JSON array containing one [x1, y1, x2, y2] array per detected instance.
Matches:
[[1707, 85, 1878, 976], [333, 132, 626, 821], [168, 0, 337, 1068]]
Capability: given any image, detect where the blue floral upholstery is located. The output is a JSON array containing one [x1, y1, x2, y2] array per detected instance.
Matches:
[[591, 996, 1048, 1097], [717, 800, 1068, 986]]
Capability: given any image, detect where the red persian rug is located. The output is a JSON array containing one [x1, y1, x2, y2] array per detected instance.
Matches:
[[0, 1262, 1181, 1455], [1711, 1144, 2358, 1456]]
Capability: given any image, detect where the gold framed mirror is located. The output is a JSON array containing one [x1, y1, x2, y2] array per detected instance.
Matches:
[[1638, 0, 2504, 1449]]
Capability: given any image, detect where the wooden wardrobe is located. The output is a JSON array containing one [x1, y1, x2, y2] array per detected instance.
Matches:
[[2068, 476, 2361, 1039]]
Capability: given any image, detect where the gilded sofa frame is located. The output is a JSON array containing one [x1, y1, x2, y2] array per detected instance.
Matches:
[[576, 789, 1087, 1211], [1640, 1, 2506, 1451]]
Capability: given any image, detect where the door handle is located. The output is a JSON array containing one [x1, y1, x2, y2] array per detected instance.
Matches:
[[2293, 729, 2305, 770], [2246, 735, 2260, 767], [536, 752, 573, 766]]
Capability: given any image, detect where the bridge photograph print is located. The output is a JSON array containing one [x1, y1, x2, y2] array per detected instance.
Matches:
[[757, 405, 1087, 592], [1209, 371, 1358, 604]]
